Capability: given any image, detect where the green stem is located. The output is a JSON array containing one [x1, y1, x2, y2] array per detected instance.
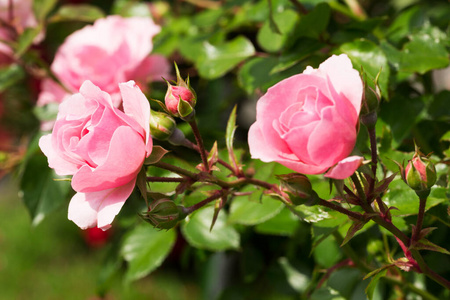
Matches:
[[188, 119, 210, 173]]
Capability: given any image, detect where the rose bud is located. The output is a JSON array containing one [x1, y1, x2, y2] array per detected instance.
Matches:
[[164, 63, 196, 118], [165, 84, 196, 116], [405, 149, 436, 198], [140, 199, 185, 230], [360, 71, 381, 129], [278, 173, 319, 206], [149, 110, 177, 141]]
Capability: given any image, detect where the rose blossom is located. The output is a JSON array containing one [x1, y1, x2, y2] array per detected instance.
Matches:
[[37, 15, 170, 107], [248, 54, 364, 180], [39, 80, 152, 230]]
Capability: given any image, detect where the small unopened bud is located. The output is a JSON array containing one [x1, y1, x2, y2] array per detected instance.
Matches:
[[150, 110, 177, 141], [360, 71, 381, 129], [165, 85, 196, 116], [405, 148, 436, 198], [140, 199, 185, 229], [164, 63, 197, 118], [278, 173, 319, 206]]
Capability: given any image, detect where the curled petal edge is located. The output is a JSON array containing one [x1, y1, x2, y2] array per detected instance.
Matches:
[[324, 156, 364, 180]]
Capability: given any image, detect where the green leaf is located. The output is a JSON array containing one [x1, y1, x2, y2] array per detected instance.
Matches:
[[111, 0, 153, 18], [0, 64, 25, 92], [386, 6, 425, 44], [15, 27, 43, 57], [225, 105, 239, 171], [270, 39, 324, 74], [378, 96, 425, 148], [294, 205, 331, 223], [293, 3, 331, 40], [278, 257, 309, 293], [383, 179, 447, 217], [196, 36, 255, 79], [411, 238, 450, 255], [365, 269, 387, 300], [310, 287, 345, 300], [144, 146, 170, 165], [181, 206, 239, 251], [340, 39, 389, 98], [399, 30, 449, 74], [255, 207, 299, 236], [257, 8, 299, 52], [48, 4, 105, 23], [20, 139, 71, 226], [441, 130, 450, 142], [313, 235, 342, 268], [228, 190, 284, 225], [238, 56, 298, 94], [341, 219, 368, 246], [33, 0, 58, 21], [121, 224, 176, 282]]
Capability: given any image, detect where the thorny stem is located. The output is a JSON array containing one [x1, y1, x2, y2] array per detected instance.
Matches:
[[410, 249, 450, 290], [183, 137, 237, 175], [153, 161, 198, 179], [188, 119, 210, 173], [146, 176, 186, 182], [411, 197, 427, 244], [183, 190, 226, 215], [319, 199, 364, 221], [368, 127, 378, 194]]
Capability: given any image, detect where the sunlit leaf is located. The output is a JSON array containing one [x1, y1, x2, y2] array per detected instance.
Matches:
[[121, 224, 176, 282]]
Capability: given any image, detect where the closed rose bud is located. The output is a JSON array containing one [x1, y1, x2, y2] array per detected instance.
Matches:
[[141, 199, 185, 229], [278, 173, 319, 206], [149, 110, 177, 140], [165, 84, 196, 117], [405, 151, 436, 198]]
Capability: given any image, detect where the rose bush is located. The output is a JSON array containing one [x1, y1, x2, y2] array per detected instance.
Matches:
[[39, 80, 152, 230], [37, 15, 170, 107], [248, 54, 363, 179]]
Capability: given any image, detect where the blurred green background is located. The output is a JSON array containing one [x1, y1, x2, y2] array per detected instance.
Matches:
[[0, 176, 199, 300]]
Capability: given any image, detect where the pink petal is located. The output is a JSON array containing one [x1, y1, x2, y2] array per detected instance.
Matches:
[[68, 179, 136, 230], [316, 54, 363, 116], [324, 156, 364, 179], [119, 81, 152, 155], [131, 54, 171, 82], [71, 126, 146, 193], [306, 106, 356, 167], [39, 134, 79, 175]]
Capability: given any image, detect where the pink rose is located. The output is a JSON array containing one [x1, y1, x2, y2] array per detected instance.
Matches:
[[248, 54, 364, 180], [39, 80, 152, 230], [37, 15, 170, 107]]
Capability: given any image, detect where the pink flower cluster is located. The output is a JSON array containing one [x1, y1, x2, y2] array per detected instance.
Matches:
[[248, 54, 363, 179], [39, 81, 152, 230], [38, 15, 170, 107]]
